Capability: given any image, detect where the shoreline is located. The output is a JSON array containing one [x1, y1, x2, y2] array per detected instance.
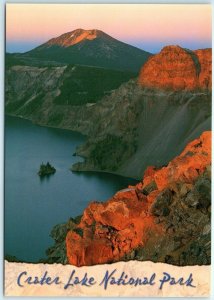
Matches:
[[5, 113, 87, 136], [5, 113, 140, 180]]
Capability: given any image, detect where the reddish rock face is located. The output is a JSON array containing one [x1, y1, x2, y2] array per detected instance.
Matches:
[[138, 46, 211, 91], [194, 49, 212, 90], [140, 131, 211, 191], [66, 131, 211, 267]]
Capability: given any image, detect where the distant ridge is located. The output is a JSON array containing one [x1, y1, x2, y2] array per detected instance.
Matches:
[[23, 28, 152, 72]]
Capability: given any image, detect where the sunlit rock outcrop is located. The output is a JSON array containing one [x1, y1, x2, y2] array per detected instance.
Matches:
[[66, 131, 211, 266], [139, 46, 211, 91]]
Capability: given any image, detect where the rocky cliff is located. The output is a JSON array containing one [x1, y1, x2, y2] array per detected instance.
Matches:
[[139, 46, 211, 90], [5, 46, 211, 179], [71, 46, 211, 178], [6, 44, 211, 267], [71, 83, 211, 179], [64, 131, 211, 266]]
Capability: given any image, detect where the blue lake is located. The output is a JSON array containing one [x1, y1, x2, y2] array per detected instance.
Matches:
[[5, 116, 137, 262]]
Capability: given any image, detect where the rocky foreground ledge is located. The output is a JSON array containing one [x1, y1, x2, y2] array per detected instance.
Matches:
[[47, 131, 211, 268], [4, 260, 210, 297]]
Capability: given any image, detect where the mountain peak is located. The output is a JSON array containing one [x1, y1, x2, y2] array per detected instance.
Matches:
[[27, 29, 152, 72], [46, 28, 105, 48]]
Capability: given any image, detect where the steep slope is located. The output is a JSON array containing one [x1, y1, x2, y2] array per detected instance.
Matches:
[[71, 46, 211, 178], [195, 48, 212, 89], [5, 45, 211, 179], [22, 29, 152, 72], [71, 83, 211, 178], [5, 64, 136, 115], [46, 132, 211, 266]]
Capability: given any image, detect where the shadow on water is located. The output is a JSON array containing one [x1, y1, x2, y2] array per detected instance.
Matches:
[[39, 174, 54, 183], [73, 170, 138, 187]]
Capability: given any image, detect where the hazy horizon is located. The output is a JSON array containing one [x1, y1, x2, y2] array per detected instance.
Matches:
[[6, 4, 211, 54], [6, 33, 212, 54]]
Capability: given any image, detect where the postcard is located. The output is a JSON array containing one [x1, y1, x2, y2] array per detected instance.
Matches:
[[4, 2, 211, 297]]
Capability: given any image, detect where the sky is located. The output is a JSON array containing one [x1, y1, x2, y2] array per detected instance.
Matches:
[[6, 3, 212, 54]]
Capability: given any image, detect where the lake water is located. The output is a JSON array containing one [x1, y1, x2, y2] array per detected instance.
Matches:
[[5, 116, 137, 262]]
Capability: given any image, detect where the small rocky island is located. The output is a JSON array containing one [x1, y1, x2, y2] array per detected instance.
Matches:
[[38, 162, 56, 177]]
